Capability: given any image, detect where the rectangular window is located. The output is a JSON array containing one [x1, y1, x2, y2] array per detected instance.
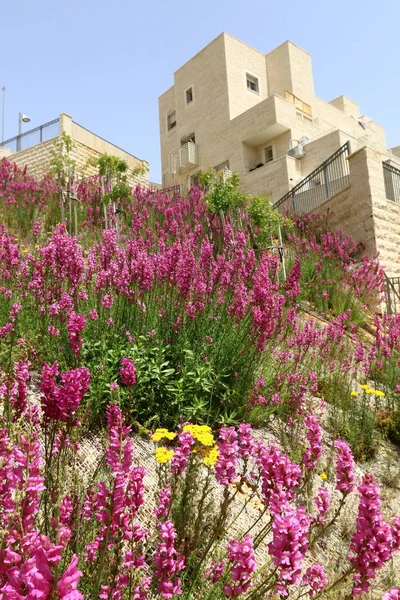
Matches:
[[181, 133, 195, 146], [213, 160, 230, 172], [191, 173, 200, 187], [265, 146, 273, 163], [186, 87, 193, 104], [246, 73, 259, 93], [167, 111, 176, 131]]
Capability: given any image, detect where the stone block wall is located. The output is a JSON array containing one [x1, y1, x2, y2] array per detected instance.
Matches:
[[2, 113, 149, 189]]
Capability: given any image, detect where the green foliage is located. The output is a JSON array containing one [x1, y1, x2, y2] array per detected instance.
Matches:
[[198, 169, 244, 214], [83, 334, 247, 428], [248, 194, 292, 249], [49, 132, 76, 186]]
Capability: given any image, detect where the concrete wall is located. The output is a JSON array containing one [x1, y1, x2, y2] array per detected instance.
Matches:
[[313, 147, 400, 276], [241, 154, 298, 202], [2, 113, 149, 188], [224, 34, 268, 120]]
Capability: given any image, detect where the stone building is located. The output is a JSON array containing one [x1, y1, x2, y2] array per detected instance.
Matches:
[[0, 113, 149, 188], [159, 33, 400, 280]]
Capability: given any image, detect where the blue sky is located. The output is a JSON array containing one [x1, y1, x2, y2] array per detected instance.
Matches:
[[1, 0, 398, 183]]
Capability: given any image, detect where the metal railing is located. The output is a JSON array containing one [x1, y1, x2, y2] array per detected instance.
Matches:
[[383, 161, 400, 204], [170, 141, 198, 174], [274, 142, 351, 215], [150, 185, 181, 197], [0, 118, 60, 153], [385, 275, 400, 314]]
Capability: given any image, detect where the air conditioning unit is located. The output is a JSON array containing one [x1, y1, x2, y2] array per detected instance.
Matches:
[[287, 144, 306, 159]]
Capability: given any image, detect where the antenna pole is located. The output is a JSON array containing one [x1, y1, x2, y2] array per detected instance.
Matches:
[[1, 86, 5, 144]]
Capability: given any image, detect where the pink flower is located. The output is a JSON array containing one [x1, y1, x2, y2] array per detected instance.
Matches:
[[335, 440, 355, 494], [57, 554, 83, 599], [40, 362, 90, 423], [215, 427, 239, 486], [268, 497, 310, 596], [349, 474, 394, 596], [303, 414, 322, 470], [255, 443, 301, 505], [223, 535, 256, 597], [237, 424, 255, 459], [314, 487, 330, 526], [120, 358, 136, 386], [383, 589, 400, 600], [67, 312, 86, 355], [171, 431, 194, 475], [153, 520, 185, 598], [302, 563, 328, 598]]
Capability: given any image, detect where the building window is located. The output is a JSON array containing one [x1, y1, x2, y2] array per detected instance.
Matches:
[[181, 133, 195, 146], [264, 146, 273, 163], [246, 73, 259, 93], [186, 87, 193, 104], [191, 173, 200, 187], [213, 160, 230, 172], [167, 111, 176, 131]]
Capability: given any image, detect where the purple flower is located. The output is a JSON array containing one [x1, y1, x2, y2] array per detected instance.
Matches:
[[349, 474, 394, 596], [223, 535, 256, 597], [383, 589, 400, 600], [215, 427, 239, 486], [268, 497, 310, 596], [314, 487, 330, 526], [303, 414, 322, 470], [120, 357, 136, 386], [335, 440, 355, 494], [153, 520, 185, 598], [302, 563, 328, 598]]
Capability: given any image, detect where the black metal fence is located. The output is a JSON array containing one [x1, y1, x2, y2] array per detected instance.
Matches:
[[150, 185, 181, 197], [0, 118, 60, 153], [385, 275, 400, 314], [274, 142, 351, 215], [383, 162, 400, 204]]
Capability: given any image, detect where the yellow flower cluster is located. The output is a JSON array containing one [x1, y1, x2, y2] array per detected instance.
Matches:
[[350, 391, 358, 397], [203, 445, 219, 466], [151, 428, 177, 442], [319, 473, 328, 480], [155, 447, 174, 464], [182, 424, 215, 446], [359, 385, 385, 397]]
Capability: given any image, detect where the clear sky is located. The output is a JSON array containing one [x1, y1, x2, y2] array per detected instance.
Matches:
[[1, 0, 398, 183]]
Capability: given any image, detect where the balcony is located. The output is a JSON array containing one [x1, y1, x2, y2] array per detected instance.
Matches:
[[170, 141, 198, 174]]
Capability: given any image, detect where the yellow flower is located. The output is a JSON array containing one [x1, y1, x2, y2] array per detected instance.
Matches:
[[21, 249, 29, 254], [35, 245, 40, 249], [365, 389, 375, 395], [350, 391, 358, 397], [183, 424, 215, 446], [155, 447, 174, 464], [375, 390, 385, 398], [203, 445, 219, 467], [319, 473, 328, 481], [360, 384, 370, 391], [14, 238, 19, 241], [151, 428, 177, 442]]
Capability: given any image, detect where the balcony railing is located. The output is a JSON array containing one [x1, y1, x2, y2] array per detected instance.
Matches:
[[0, 118, 60, 153], [170, 141, 197, 174], [383, 161, 400, 204], [274, 142, 351, 215], [385, 275, 400, 314]]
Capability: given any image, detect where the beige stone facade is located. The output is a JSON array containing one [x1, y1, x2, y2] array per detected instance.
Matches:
[[159, 33, 400, 277], [2, 113, 149, 188]]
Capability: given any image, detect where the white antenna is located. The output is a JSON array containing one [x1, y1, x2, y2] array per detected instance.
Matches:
[[1, 86, 5, 144]]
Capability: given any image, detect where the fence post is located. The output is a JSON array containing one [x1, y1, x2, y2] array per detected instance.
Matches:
[[323, 165, 331, 200]]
